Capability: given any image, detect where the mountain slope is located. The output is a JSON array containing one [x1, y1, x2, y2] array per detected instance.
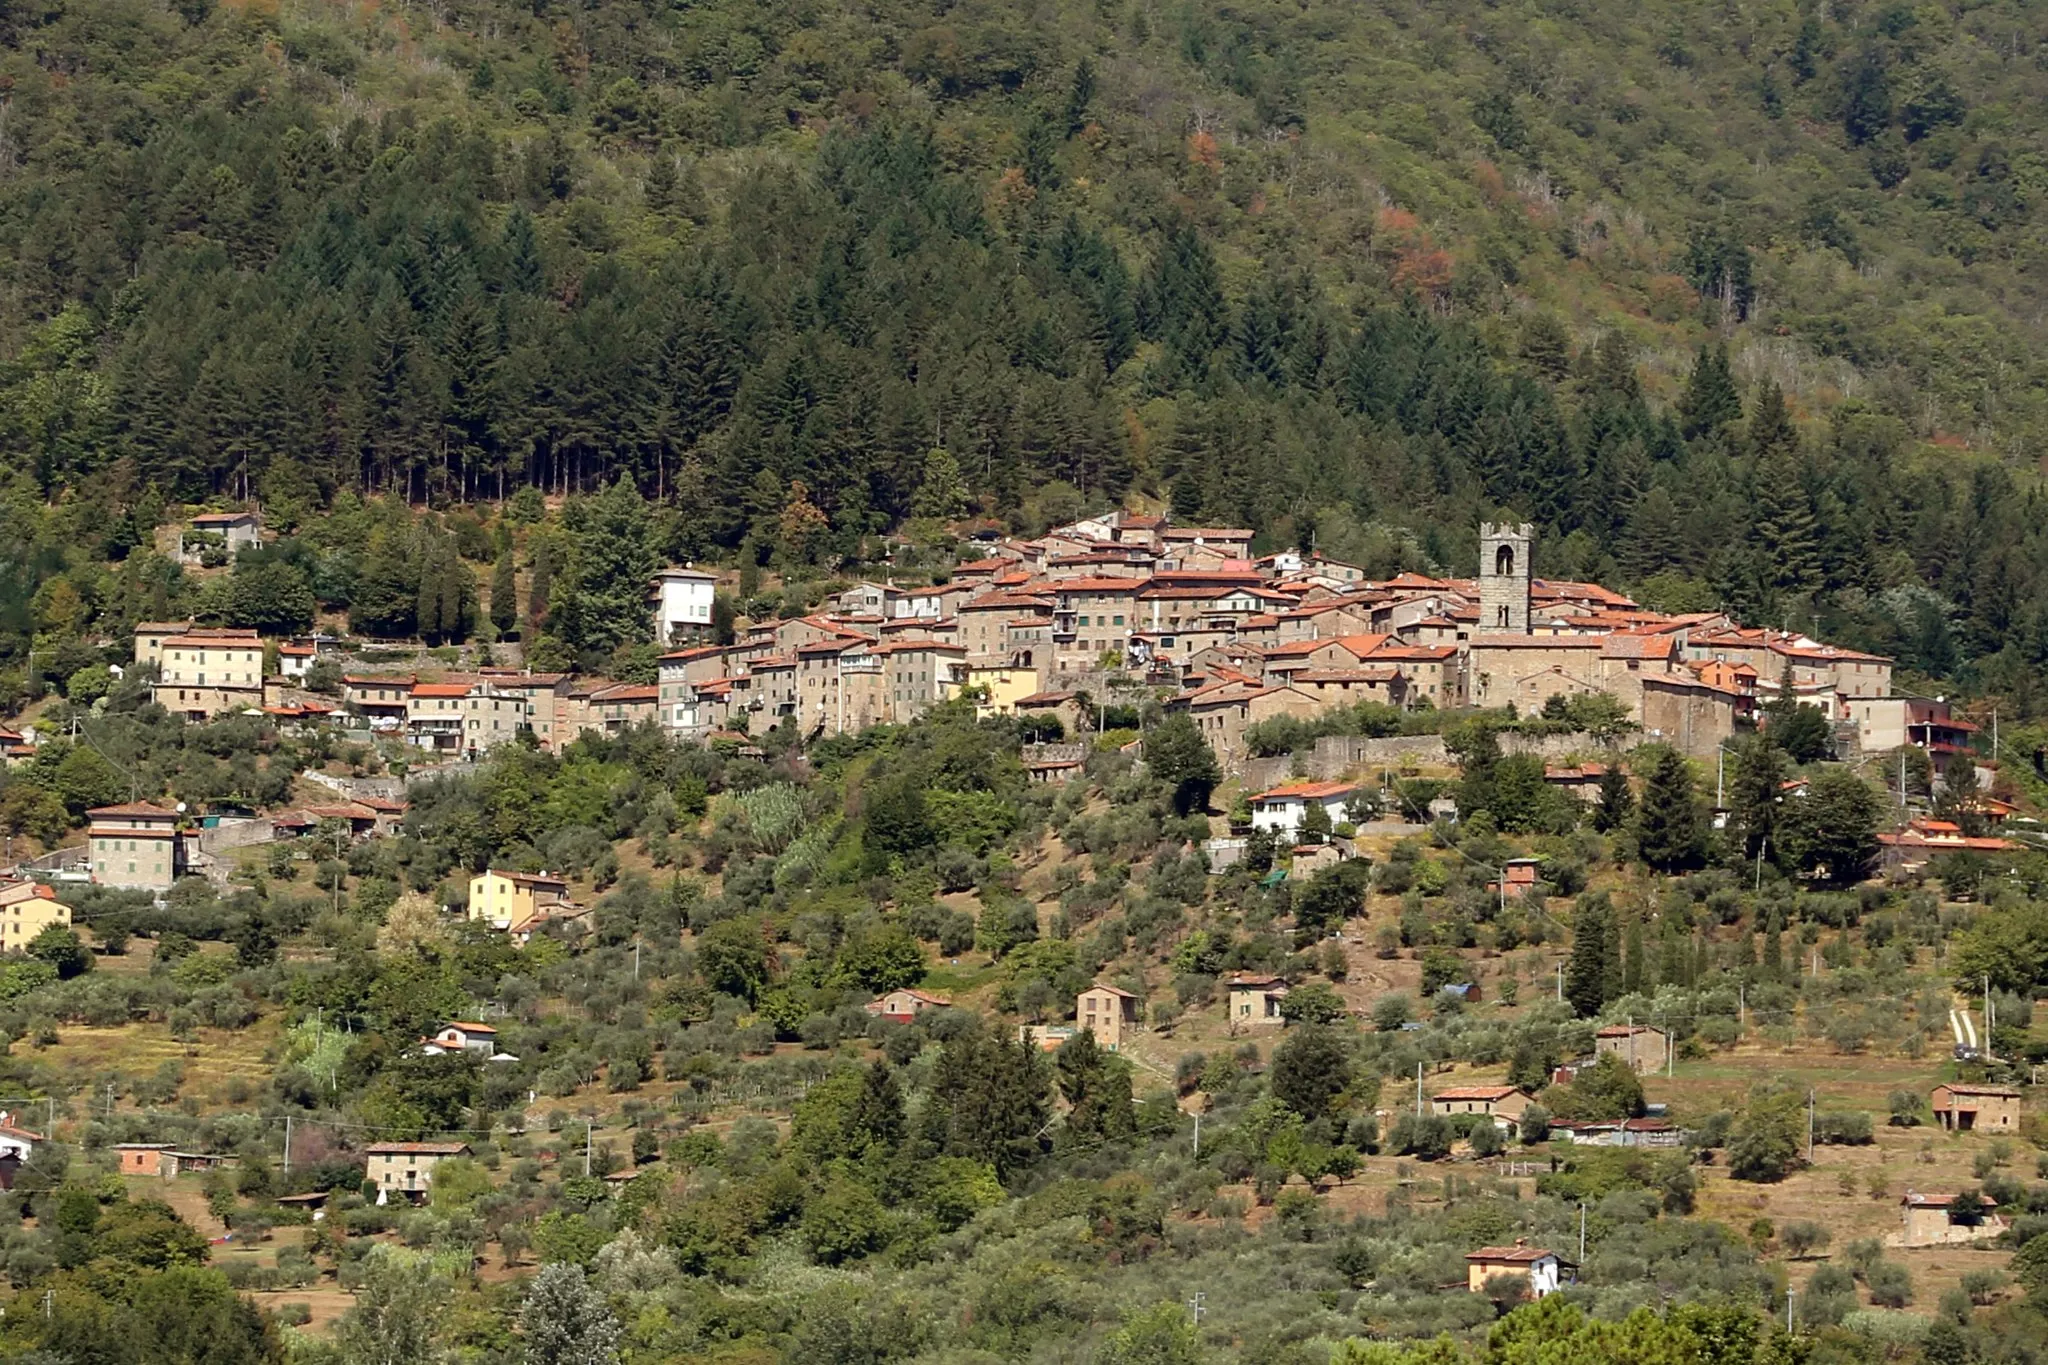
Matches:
[[2, 0, 2047, 710]]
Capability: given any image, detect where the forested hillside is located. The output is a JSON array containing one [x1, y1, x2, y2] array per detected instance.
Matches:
[[4, 0, 2048, 703]]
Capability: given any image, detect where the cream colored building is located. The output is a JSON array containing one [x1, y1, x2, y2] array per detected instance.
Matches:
[[88, 802, 184, 890], [364, 1141, 471, 1202], [151, 630, 265, 720], [406, 680, 533, 757]]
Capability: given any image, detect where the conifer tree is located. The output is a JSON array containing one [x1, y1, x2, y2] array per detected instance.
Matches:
[[1565, 893, 1616, 1018], [911, 447, 970, 522], [1621, 916, 1647, 996], [847, 1059, 905, 1155], [1725, 737, 1787, 862], [489, 549, 518, 635], [1678, 342, 1741, 439], [1636, 747, 1705, 871], [525, 542, 553, 640], [559, 479, 656, 654], [1056, 1028, 1137, 1142], [1593, 763, 1634, 833]]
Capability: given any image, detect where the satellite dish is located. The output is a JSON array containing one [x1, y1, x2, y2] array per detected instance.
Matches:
[[175, 802, 188, 813]]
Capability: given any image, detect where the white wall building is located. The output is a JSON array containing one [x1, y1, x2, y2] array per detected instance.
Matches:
[[1248, 780, 1364, 838], [651, 567, 719, 645]]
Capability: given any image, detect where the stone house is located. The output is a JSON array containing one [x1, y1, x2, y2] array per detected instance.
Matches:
[[365, 1141, 472, 1203], [1931, 1083, 2020, 1132], [1898, 1191, 2004, 1248], [1594, 1024, 1670, 1074], [1076, 984, 1141, 1049], [864, 989, 951, 1023], [1429, 1085, 1535, 1134]]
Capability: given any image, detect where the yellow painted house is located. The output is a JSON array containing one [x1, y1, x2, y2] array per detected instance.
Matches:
[[0, 880, 72, 953], [962, 662, 1043, 718], [466, 870, 572, 930]]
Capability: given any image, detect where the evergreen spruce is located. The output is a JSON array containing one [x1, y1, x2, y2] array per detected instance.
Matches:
[[1678, 342, 1741, 439]]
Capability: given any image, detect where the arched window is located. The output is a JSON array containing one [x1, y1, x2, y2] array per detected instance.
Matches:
[[1495, 544, 1515, 577]]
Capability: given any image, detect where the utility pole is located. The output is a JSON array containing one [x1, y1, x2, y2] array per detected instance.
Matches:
[[1187, 1293, 1206, 1325], [634, 939, 641, 981], [1985, 974, 1994, 1057], [1578, 1203, 1586, 1263], [1806, 1089, 1815, 1163], [1192, 1111, 1201, 1160], [284, 1115, 291, 1175], [1415, 1061, 1423, 1117], [1555, 962, 1563, 1003], [585, 1119, 593, 1178], [1787, 1288, 1796, 1334]]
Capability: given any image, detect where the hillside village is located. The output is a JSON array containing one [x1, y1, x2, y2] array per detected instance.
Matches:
[[0, 492, 2045, 1361], [105, 506, 1926, 769]]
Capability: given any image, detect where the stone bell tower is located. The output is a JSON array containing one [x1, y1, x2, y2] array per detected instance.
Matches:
[[1479, 523, 1532, 634]]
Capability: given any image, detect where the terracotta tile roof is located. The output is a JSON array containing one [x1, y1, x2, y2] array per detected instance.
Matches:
[[86, 802, 179, 818], [1466, 1245, 1557, 1263], [1432, 1085, 1525, 1102], [1252, 780, 1361, 802]]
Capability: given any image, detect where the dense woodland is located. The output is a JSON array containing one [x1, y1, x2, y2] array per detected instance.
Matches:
[[4, 0, 2048, 713]]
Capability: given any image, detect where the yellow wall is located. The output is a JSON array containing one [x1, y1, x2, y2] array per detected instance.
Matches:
[[966, 664, 1043, 718], [467, 872, 534, 929], [0, 890, 70, 953]]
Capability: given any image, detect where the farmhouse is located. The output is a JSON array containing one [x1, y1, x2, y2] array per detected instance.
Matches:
[[1465, 1243, 1566, 1298], [1931, 1083, 2020, 1132], [1226, 973, 1289, 1026], [1429, 1085, 1534, 1134], [422, 1021, 501, 1056], [365, 1141, 473, 1203], [864, 989, 951, 1023]]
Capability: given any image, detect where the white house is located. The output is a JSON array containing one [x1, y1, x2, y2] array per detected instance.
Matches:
[[1249, 780, 1364, 838], [0, 1112, 43, 1162], [421, 1021, 501, 1057], [651, 567, 719, 645]]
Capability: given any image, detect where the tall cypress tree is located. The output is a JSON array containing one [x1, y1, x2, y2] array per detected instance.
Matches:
[[489, 550, 518, 635], [525, 542, 553, 639], [1565, 893, 1616, 1019]]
